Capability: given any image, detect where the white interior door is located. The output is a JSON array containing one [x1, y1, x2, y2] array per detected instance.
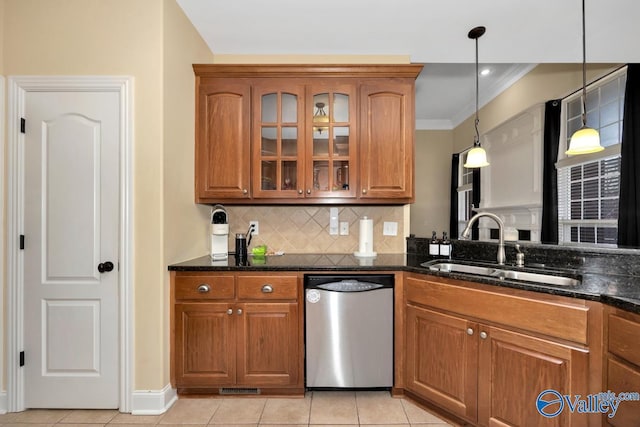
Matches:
[[23, 90, 120, 408]]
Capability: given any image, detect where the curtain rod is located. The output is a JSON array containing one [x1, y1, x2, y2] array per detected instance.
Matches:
[[561, 63, 628, 100]]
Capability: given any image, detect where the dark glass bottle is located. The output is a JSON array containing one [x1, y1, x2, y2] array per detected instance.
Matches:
[[429, 231, 440, 257], [440, 231, 451, 258]]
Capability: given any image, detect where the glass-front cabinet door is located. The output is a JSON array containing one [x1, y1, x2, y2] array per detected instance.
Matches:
[[307, 84, 357, 198], [252, 83, 305, 198]]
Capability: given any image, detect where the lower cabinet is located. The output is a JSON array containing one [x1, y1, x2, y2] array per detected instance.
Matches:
[[404, 274, 597, 427], [171, 272, 303, 393], [604, 308, 640, 426]]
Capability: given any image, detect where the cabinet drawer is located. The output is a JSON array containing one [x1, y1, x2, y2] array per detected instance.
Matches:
[[175, 275, 235, 300], [608, 314, 640, 366], [237, 275, 298, 300], [406, 275, 589, 345]]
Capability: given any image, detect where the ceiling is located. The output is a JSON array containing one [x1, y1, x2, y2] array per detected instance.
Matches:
[[176, 0, 640, 130]]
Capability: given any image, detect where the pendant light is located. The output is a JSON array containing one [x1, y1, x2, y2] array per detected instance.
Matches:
[[464, 26, 490, 168], [566, 0, 604, 155]]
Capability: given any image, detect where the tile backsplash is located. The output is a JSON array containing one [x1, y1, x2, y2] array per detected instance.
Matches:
[[224, 205, 407, 254]]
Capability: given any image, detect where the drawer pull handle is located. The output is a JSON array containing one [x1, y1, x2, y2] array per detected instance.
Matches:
[[262, 284, 274, 293], [227, 308, 233, 315], [197, 284, 211, 293]]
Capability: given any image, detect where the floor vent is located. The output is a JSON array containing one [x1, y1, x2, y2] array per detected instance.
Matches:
[[219, 387, 261, 395]]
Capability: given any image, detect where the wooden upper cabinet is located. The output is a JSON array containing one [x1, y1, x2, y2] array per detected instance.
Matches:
[[193, 64, 422, 204], [195, 79, 251, 201], [360, 80, 415, 201]]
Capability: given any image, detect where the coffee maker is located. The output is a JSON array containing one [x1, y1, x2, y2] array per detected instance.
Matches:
[[210, 205, 229, 260]]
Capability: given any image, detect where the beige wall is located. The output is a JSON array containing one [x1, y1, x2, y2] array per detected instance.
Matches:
[[162, 0, 215, 385], [0, 0, 4, 73], [411, 130, 453, 238], [453, 63, 620, 153]]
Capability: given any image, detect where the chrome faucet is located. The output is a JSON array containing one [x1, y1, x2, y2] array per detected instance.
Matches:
[[461, 212, 506, 265]]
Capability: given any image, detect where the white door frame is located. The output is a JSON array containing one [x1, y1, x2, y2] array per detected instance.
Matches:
[[6, 76, 134, 412]]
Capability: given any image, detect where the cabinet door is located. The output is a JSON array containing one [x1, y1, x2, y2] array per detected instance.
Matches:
[[605, 359, 640, 427], [306, 83, 357, 199], [478, 326, 590, 427], [174, 303, 236, 387], [360, 80, 414, 200], [195, 79, 251, 201], [236, 302, 300, 387], [252, 82, 306, 199], [405, 305, 478, 422]]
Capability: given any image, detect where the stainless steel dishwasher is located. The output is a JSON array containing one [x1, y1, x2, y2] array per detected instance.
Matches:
[[304, 274, 394, 388]]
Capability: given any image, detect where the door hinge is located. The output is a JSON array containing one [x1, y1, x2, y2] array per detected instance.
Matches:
[[19, 235, 25, 250], [20, 118, 26, 134], [19, 351, 25, 367]]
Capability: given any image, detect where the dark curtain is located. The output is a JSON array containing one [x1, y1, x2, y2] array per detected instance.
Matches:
[[450, 154, 460, 239], [540, 99, 562, 244], [471, 168, 481, 240], [618, 64, 640, 247]]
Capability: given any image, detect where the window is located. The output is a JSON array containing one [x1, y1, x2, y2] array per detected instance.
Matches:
[[457, 151, 475, 236], [557, 68, 626, 246]]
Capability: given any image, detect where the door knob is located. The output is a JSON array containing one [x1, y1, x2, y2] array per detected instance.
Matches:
[[98, 261, 114, 273]]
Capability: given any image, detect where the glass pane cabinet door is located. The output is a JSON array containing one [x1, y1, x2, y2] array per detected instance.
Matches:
[[308, 85, 356, 198], [253, 84, 304, 198]]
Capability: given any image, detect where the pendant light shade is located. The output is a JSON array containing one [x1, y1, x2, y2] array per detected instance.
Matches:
[[464, 26, 489, 168], [566, 0, 604, 155], [464, 145, 490, 168], [566, 126, 603, 155]]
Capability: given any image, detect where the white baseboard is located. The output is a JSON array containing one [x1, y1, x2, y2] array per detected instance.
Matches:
[[0, 391, 7, 414], [131, 384, 177, 415]]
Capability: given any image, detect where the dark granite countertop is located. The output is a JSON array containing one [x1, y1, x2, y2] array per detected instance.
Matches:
[[168, 252, 640, 314]]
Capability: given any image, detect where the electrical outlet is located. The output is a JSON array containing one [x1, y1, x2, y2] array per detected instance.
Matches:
[[249, 220, 259, 235], [383, 221, 398, 236], [329, 207, 339, 235], [339, 221, 349, 235]]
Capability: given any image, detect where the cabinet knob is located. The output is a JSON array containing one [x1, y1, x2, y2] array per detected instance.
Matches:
[[197, 284, 211, 293], [298, 189, 303, 195], [262, 284, 274, 293], [362, 188, 367, 194], [226, 308, 233, 315], [242, 188, 248, 195], [480, 331, 488, 340], [466, 328, 474, 336], [237, 308, 243, 315], [306, 189, 311, 194]]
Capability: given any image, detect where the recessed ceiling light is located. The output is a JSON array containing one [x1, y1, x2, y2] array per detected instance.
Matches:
[[480, 68, 491, 76]]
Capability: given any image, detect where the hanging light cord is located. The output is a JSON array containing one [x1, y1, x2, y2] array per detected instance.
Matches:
[[474, 35, 480, 146], [581, 0, 587, 127]]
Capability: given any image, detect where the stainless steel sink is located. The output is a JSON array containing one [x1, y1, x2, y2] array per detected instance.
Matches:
[[489, 269, 581, 287], [422, 261, 581, 287], [425, 262, 497, 276]]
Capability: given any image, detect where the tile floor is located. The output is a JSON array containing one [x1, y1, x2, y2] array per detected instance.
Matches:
[[0, 391, 456, 427]]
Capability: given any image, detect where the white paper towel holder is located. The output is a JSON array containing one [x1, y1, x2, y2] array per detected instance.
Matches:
[[354, 216, 377, 257]]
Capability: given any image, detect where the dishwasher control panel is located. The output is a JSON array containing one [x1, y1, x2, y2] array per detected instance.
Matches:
[[317, 280, 383, 292]]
